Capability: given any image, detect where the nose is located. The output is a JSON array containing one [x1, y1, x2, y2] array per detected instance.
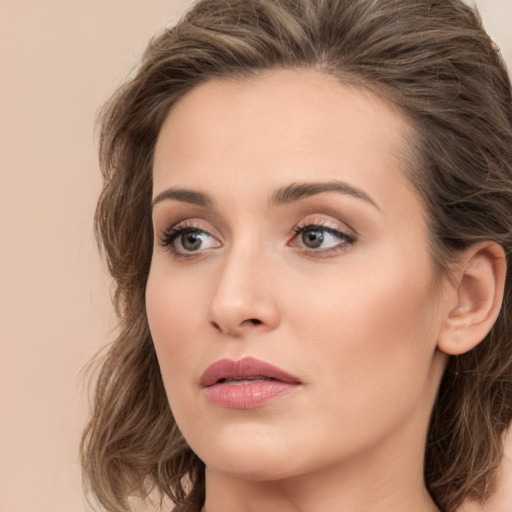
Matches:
[[207, 244, 280, 337]]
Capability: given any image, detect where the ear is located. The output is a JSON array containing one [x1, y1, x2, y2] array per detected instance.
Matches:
[[437, 242, 506, 356]]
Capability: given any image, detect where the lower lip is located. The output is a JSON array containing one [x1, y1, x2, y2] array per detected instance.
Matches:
[[203, 380, 300, 409]]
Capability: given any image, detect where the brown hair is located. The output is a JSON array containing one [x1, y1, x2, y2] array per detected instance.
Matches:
[[81, 1, 512, 511]]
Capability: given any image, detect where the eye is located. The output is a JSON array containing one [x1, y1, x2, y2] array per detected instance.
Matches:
[[160, 223, 221, 257], [290, 222, 355, 254]]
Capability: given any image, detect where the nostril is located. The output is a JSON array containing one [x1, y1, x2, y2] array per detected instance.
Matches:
[[210, 318, 263, 334]]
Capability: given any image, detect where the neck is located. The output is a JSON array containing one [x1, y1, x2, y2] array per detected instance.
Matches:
[[201, 423, 440, 512]]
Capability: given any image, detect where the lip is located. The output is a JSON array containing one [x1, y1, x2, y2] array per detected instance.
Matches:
[[200, 356, 302, 409]]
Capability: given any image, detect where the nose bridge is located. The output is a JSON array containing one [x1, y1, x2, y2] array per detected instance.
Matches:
[[207, 233, 279, 334]]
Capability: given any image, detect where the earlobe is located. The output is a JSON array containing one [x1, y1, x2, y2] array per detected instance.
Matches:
[[437, 242, 506, 356]]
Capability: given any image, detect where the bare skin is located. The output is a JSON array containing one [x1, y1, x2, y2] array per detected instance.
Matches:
[[146, 69, 505, 512]]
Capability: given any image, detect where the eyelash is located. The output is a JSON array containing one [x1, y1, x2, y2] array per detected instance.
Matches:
[[291, 221, 356, 255], [159, 221, 213, 259], [158, 220, 356, 259]]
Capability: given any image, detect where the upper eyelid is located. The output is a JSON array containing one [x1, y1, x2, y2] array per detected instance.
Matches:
[[293, 216, 356, 236], [157, 213, 356, 241], [294, 219, 341, 229], [170, 219, 208, 230], [164, 218, 348, 234], [162, 218, 218, 235], [154, 211, 227, 237], [292, 223, 355, 243]]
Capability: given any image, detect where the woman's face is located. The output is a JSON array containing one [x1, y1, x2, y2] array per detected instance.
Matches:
[[147, 69, 449, 481]]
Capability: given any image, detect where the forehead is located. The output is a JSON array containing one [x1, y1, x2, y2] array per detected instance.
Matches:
[[152, 69, 418, 213]]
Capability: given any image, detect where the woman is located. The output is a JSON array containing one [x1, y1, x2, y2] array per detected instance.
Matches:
[[81, 1, 512, 511]]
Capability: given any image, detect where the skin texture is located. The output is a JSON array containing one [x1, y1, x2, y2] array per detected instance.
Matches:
[[146, 69, 505, 512]]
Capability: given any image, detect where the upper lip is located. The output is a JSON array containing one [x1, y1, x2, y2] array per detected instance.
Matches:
[[200, 356, 302, 387]]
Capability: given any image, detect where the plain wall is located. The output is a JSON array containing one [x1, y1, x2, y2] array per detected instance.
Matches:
[[0, 1, 511, 511], [0, 3, 192, 511]]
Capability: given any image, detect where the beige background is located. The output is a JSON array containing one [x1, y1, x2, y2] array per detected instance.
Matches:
[[0, 1, 511, 511]]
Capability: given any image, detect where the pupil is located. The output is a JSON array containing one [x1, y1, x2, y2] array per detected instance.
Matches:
[[303, 229, 323, 248], [182, 232, 202, 251]]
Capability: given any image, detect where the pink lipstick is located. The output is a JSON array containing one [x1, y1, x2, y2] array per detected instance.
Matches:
[[200, 357, 302, 409]]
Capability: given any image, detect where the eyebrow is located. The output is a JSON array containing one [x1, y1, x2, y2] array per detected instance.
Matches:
[[152, 188, 214, 209], [269, 180, 380, 210], [151, 180, 380, 211]]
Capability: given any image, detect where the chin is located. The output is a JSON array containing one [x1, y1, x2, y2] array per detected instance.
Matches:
[[187, 422, 307, 481], [205, 454, 301, 482]]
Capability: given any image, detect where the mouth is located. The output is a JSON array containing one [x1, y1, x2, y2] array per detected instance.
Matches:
[[200, 357, 302, 409], [200, 356, 302, 387], [217, 377, 273, 385]]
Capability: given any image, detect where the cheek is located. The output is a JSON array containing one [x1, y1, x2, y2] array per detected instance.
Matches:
[[146, 256, 210, 337], [289, 257, 441, 410], [145, 266, 206, 394]]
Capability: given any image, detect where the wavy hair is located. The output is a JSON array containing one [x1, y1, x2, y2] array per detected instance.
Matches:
[[81, 1, 512, 511]]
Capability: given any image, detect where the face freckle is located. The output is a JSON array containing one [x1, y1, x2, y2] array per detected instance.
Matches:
[[146, 69, 449, 483]]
